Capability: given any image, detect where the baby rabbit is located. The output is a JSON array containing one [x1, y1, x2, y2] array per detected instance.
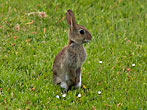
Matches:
[[53, 9, 91, 92]]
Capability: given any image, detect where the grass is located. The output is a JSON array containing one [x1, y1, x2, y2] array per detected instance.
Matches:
[[0, 0, 146, 109]]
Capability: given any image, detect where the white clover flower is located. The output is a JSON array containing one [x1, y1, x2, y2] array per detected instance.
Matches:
[[55, 95, 59, 98], [78, 94, 81, 98], [98, 91, 101, 95], [99, 61, 102, 64], [132, 64, 135, 67], [62, 94, 66, 97]]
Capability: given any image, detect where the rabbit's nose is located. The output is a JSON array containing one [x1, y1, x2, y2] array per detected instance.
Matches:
[[87, 34, 92, 40]]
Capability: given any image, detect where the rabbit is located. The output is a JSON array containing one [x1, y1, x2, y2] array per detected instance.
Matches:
[[53, 9, 92, 92]]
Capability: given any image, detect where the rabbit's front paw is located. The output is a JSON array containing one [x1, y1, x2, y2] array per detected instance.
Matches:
[[74, 76, 81, 89]]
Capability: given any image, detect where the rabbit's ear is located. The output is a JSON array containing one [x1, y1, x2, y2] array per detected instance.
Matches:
[[66, 10, 76, 28]]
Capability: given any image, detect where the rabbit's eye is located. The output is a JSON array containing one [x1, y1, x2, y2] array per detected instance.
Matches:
[[79, 29, 84, 35]]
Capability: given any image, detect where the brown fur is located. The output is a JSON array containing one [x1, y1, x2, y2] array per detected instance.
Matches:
[[53, 10, 91, 92]]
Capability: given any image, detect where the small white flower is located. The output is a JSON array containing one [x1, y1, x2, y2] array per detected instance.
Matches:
[[62, 94, 66, 97], [132, 64, 135, 67], [78, 94, 81, 98], [55, 95, 59, 98], [99, 61, 102, 64], [98, 91, 101, 95]]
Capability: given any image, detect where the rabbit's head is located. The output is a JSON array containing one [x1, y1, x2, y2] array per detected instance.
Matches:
[[66, 10, 92, 44]]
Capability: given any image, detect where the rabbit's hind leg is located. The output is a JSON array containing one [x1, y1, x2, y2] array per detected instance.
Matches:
[[53, 71, 61, 84], [60, 81, 70, 92]]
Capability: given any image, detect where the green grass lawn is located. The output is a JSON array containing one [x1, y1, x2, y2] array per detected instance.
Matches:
[[0, 0, 146, 109]]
